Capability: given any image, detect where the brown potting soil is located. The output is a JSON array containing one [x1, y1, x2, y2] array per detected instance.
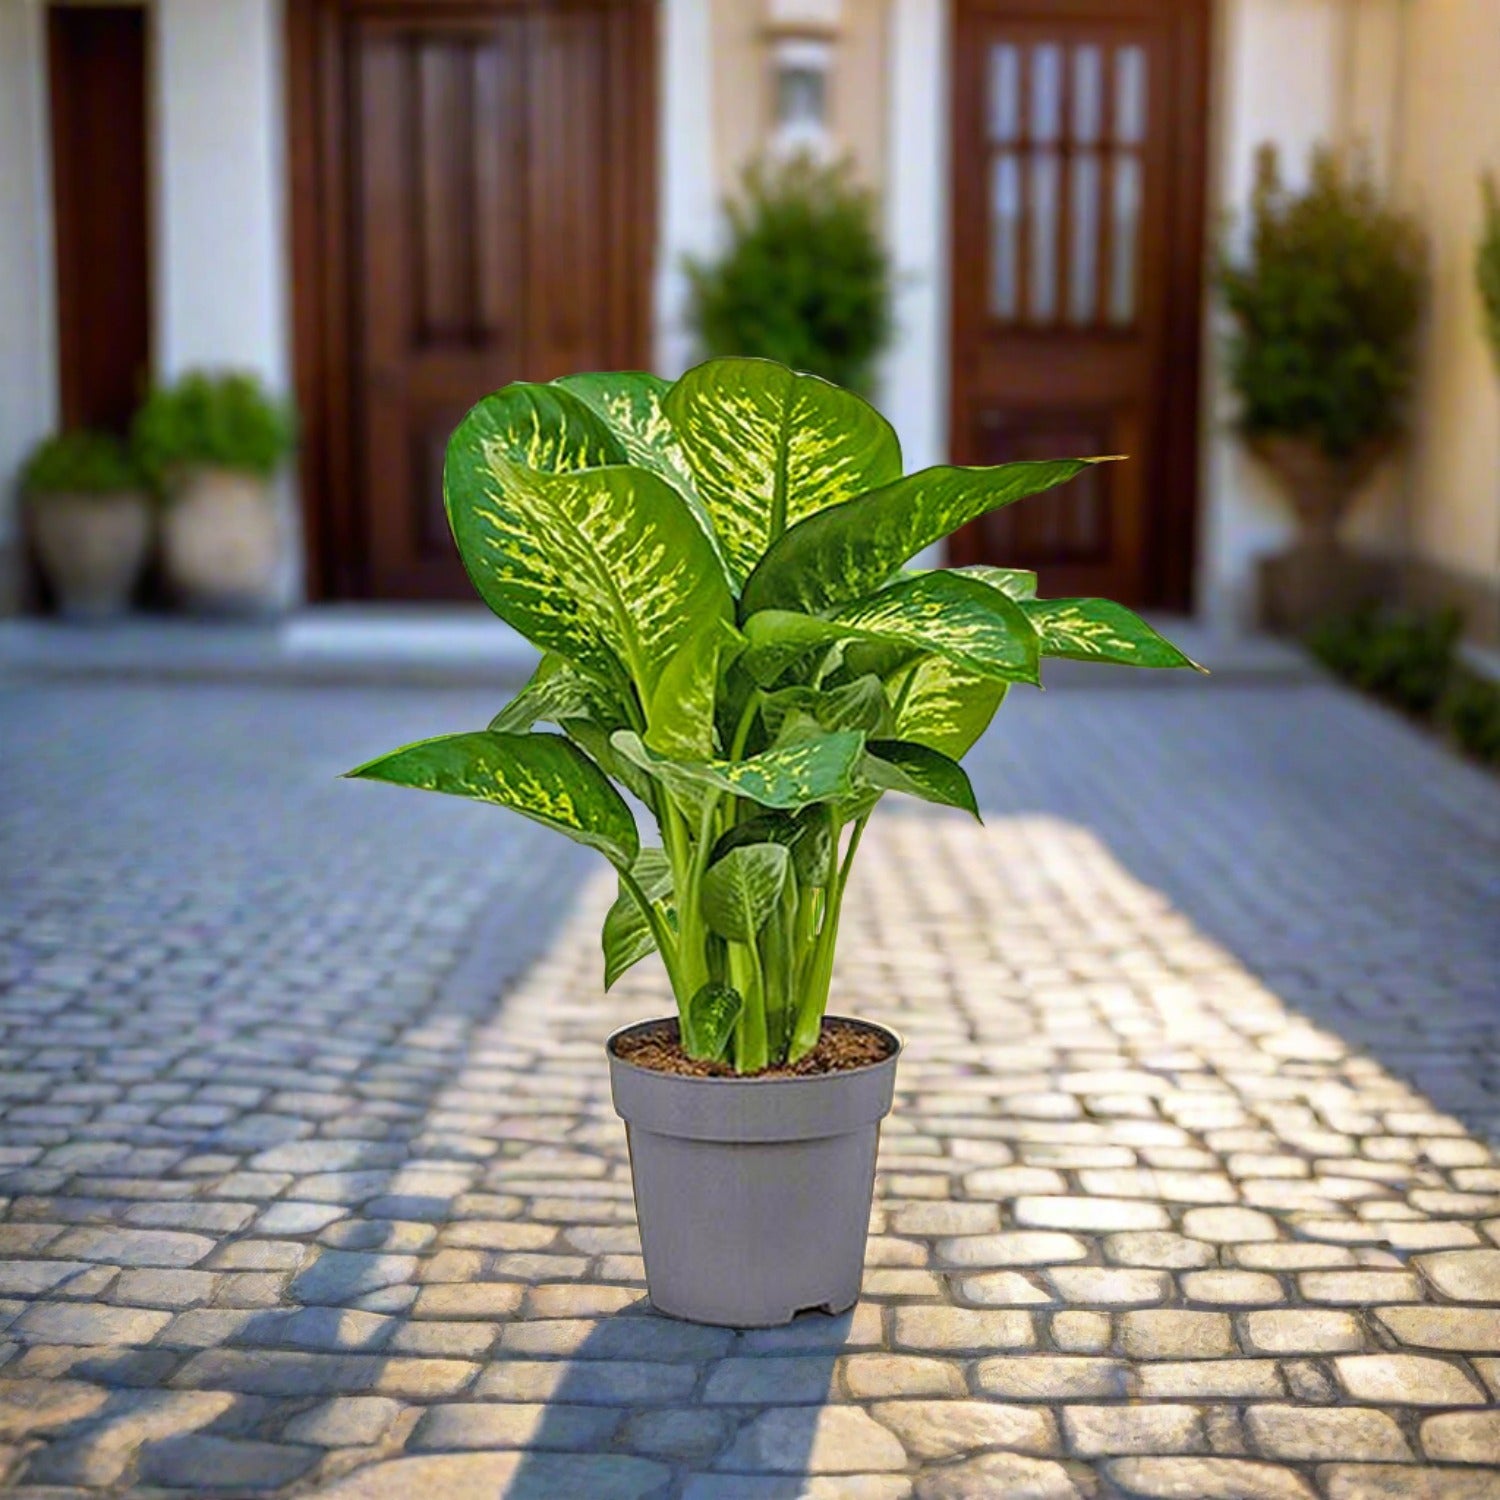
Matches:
[[614, 1018, 894, 1078]]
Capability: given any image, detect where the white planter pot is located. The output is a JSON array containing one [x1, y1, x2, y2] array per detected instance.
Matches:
[[28, 491, 152, 619], [161, 466, 281, 612], [607, 1016, 901, 1327]]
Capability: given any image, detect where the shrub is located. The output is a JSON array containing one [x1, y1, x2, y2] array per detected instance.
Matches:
[[1307, 606, 1461, 717], [132, 370, 295, 485], [686, 156, 892, 395], [347, 359, 1200, 1072], [1479, 173, 1500, 372], [1440, 671, 1500, 768], [1220, 145, 1425, 456], [21, 430, 141, 497]]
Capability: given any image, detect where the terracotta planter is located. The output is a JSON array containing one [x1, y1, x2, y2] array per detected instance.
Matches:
[[27, 490, 152, 619], [161, 466, 281, 612], [607, 1016, 901, 1328]]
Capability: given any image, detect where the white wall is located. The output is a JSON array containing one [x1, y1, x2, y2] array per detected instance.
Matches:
[[0, 0, 57, 598], [657, 0, 719, 378]]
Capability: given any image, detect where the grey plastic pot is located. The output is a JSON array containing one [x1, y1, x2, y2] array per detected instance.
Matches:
[[607, 1016, 901, 1328]]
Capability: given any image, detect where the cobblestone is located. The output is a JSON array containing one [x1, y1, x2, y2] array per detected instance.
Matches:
[[1, 679, 1497, 1495]]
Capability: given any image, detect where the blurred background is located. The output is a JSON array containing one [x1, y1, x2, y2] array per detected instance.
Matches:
[[0, 0, 1497, 738]]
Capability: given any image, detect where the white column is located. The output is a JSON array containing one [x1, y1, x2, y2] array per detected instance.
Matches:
[[154, 0, 290, 388], [0, 0, 58, 608], [656, 0, 719, 378], [880, 0, 949, 479]]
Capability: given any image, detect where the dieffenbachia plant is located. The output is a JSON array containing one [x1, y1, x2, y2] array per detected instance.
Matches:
[[349, 358, 1200, 1071]]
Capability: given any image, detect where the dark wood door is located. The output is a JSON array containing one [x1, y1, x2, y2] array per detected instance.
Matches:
[[949, 0, 1207, 607], [290, 0, 655, 600], [48, 5, 151, 433]]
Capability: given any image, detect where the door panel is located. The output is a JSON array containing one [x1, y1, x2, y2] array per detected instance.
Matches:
[[293, 0, 655, 601], [950, 0, 1207, 607]]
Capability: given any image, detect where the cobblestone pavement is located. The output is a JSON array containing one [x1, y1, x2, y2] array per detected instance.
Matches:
[[0, 676, 1497, 1499]]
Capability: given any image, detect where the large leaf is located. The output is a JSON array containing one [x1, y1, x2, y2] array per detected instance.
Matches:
[[665, 357, 902, 588], [346, 730, 638, 869], [645, 618, 746, 761], [862, 739, 980, 818], [741, 458, 1107, 616], [1021, 598, 1205, 671], [711, 807, 833, 887], [743, 572, 1042, 689], [490, 654, 624, 734], [686, 982, 743, 1061], [760, 674, 891, 741], [602, 848, 673, 989], [890, 656, 1009, 761], [445, 444, 734, 702], [701, 843, 791, 942], [551, 372, 726, 568], [952, 564, 1038, 600], [611, 727, 865, 813], [451, 382, 626, 477]]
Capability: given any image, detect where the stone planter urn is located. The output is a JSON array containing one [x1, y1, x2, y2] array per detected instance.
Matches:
[[1251, 434, 1395, 633], [161, 466, 281, 613], [27, 491, 153, 620]]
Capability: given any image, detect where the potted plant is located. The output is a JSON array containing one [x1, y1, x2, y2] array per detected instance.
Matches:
[[132, 370, 296, 612], [20, 430, 151, 619], [687, 155, 892, 395], [1220, 145, 1425, 631], [348, 357, 1200, 1326]]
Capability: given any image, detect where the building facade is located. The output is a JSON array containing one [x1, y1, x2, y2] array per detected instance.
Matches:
[[2, 0, 1497, 639]]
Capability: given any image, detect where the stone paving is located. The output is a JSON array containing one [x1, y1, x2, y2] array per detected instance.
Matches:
[[0, 675, 1497, 1498]]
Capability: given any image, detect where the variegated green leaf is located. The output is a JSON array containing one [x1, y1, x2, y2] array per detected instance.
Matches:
[[602, 848, 673, 989], [741, 458, 1108, 616], [453, 382, 625, 476], [645, 618, 747, 760], [952, 565, 1038, 600], [710, 808, 832, 887], [862, 739, 980, 818], [446, 445, 733, 703], [1021, 598, 1204, 670], [564, 719, 655, 806], [611, 727, 865, 812], [551, 371, 728, 570], [701, 842, 791, 942], [889, 656, 1009, 761], [489, 653, 624, 734], [686, 982, 743, 1060], [760, 674, 891, 741], [743, 572, 1042, 689], [346, 730, 638, 869], [665, 357, 902, 589]]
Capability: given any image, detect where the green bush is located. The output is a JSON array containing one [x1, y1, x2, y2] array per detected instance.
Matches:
[[686, 156, 892, 396], [1220, 145, 1425, 456], [1440, 671, 1500, 767], [1479, 173, 1500, 372], [1307, 606, 1461, 717], [132, 370, 295, 485], [21, 430, 141, 498]]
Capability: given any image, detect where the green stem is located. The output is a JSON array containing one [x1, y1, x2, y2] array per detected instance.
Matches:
[[729, 690, 761, 761], [729, 940, 767, 1071], [789, 813, 869, 1060]]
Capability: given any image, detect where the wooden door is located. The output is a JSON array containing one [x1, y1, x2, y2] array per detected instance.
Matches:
[[949, 0, 1207, 608], [290, 0, 655, 601], [48, 5, 151, 433]]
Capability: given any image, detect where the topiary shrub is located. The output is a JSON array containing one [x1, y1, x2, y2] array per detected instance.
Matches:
[[21, 430, 142, 497], [686, 155, 892, 396], [132, 370, 295, 487], [1220, 145, 1425, 457]]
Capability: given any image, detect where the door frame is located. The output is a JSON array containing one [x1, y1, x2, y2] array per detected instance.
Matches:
[[285, 0, 658, 602], [947, 0, 1209, 612]]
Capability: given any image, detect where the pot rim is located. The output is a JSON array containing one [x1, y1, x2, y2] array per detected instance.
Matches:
[[605, 1013, 903, 1087]]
